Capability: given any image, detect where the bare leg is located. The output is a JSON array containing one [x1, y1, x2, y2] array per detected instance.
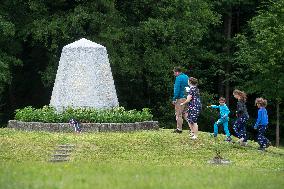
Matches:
[[183, 112, 194, 133], [189, 124, 194, 135], [193, 123, 198, 137]]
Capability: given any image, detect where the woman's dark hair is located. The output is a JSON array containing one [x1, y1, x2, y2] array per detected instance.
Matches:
[[189, 77, 198, 85], [219, 97, 226, 102], [173, 66, 182, 72]]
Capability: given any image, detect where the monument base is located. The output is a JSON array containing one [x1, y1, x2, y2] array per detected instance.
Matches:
[[7, 120, 159, 133]]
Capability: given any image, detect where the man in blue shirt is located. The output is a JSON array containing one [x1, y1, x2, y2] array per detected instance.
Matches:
[[172, 67, 190, 133]]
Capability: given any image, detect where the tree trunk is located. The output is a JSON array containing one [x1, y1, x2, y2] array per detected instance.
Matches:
[[218, 75, 224, 97], [276, 101, 280, 147], [223, 7, 232, 106], [8, 82, 16, 111], [236, 7, 240, 32], [225, 63, 230, 106]]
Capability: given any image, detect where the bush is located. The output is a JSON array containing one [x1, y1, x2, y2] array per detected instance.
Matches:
[[14, 106, 154, 123]]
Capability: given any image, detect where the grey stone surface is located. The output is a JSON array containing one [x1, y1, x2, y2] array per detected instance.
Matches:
[[50, 38, 119, 111], [108, 123, 121, 132], [82, 123, 99, 133], [8, 120, 159, 133], [50, 144, 75, 162], [121, 123, 135, 132], [208, 158, 232, 165], [49, 123, 60, 132], [99, 123, 109, 132]]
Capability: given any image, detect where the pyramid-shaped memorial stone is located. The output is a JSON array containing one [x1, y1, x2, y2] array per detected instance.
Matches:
[[50, 38, 119, 111]]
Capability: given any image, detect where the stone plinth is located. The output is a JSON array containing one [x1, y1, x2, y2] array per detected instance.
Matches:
[[8, 120, 159, 133]]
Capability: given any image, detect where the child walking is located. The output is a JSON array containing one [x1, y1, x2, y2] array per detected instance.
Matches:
[[254, 98, 270, 151], [180, 77, 202, 139], [232, 89, 249, 146], [207, 97, 232, 141]]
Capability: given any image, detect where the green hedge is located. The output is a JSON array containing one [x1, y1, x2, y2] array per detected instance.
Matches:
[[14, 106, 153, 123]]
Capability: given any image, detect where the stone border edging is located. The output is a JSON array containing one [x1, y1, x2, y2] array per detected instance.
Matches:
[[8, 120, 159, 133]]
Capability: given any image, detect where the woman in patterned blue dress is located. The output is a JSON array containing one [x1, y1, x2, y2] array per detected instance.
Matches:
[[180, 77, 202, 139]]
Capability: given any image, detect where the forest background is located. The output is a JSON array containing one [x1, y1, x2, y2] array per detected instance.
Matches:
[[0, 0, 283, 145]]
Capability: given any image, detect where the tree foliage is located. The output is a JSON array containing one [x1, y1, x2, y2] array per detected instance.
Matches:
[[235, 0, 284, 102], [235, 0, 284, 146], [0, 14, 22, 95], [0, 0, 282, 143]]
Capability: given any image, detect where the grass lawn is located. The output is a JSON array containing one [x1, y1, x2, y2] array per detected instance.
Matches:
[[0, 128, 283, 189]]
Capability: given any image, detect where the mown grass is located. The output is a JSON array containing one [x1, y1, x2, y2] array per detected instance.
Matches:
[[0, 128, 283, 189]]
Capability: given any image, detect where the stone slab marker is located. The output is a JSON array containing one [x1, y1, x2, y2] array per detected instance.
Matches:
[[50, 38, 119, 111]]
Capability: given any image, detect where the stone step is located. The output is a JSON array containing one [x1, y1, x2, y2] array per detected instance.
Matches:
[[54, 151, 72, 153], [49, 158, 69, 162], [53, 154, 70, 157], [54, 149, 73, 153], [49, 144, 75, 163], [57, 144, 75, 148]]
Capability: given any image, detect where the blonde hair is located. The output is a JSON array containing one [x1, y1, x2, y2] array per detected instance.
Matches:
[[233, 89, 247, 101], [255, 97, 267, 107]]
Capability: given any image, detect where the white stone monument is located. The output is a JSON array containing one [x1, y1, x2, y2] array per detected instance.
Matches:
[[50, 38, 119, 111]]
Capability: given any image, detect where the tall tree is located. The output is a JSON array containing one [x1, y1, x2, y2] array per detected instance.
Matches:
[[0, 2, 22, 121], [205, 0, 264, 106], [235, 0, 284, 146], [114, 0, 220, 125]]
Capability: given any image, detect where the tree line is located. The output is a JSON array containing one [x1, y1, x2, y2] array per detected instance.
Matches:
[[0, 0, 283, 145]]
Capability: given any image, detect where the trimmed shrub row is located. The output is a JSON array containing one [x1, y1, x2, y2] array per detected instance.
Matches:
[[15, 106, 153, 123]]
